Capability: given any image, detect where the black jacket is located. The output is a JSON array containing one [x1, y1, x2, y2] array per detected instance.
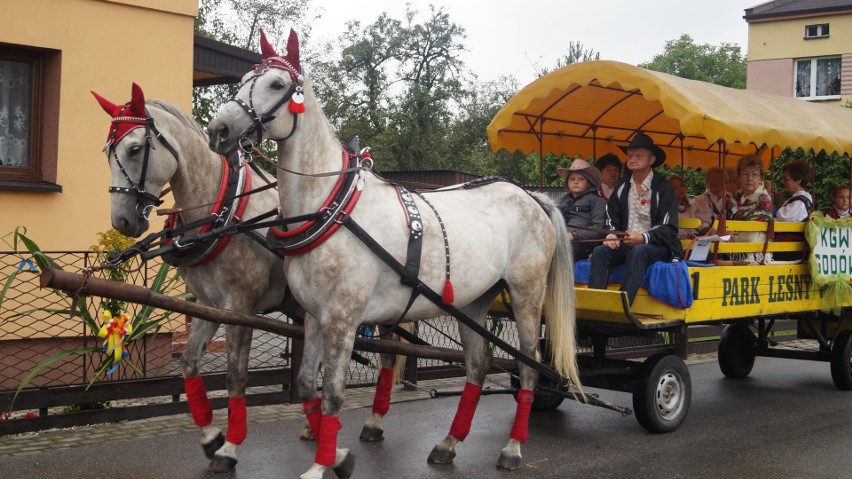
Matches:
[[606, 172, 683, 260], [556, 190, 607, 241]]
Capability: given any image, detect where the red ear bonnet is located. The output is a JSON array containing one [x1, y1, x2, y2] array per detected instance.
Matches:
[[254, 29, 301, 82], [259, 29, 279, 59], [284, 29, 300, 71], [92, 82, 149, 149]]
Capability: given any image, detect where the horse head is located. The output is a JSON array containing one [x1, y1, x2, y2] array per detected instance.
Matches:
[[208, 29, 306, 155], [92, 83, 179, 237]]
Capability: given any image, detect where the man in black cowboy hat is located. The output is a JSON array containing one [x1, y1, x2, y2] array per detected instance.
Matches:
[[587, 132, 683, 305]]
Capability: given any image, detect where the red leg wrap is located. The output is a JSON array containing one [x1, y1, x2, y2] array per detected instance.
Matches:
[[510, 389, 535, 443], [184, 376, 212, 427], [372, 367, 394, 415], [303, 398, 322, 438], [315, 415, 342, 467], [448, 382, 482, 441], [226, 396, 247, 445]]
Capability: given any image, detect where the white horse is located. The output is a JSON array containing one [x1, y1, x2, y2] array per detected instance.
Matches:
[[92, 84, 287, 472], [208, 30, 580, 479]]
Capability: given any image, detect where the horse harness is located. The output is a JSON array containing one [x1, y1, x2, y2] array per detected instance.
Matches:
[[265, 148, 366, 255], [105, 104, 180, 218], [162, 154, 253, 267], [227, 52, 306, 150]]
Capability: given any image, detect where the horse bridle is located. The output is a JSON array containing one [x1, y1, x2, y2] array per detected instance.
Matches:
[[228, 58, 304, 151], [106, 105, 180, 219]]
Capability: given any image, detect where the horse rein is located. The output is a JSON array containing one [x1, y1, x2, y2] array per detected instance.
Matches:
[[106, 105, 180, 219], [244, 143, 373, 179]]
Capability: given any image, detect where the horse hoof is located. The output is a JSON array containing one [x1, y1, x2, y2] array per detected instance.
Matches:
[[332, 451, 356, 479], [202, 432, 226, 460], [496, 452, 522, 471], [427, 445, 456, 464], [359, 425, 384, 442], [299, 424, 315, 441], [209, 454, 238, 473]]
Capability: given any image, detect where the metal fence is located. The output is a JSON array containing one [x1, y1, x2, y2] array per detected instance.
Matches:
[[0, 250, 296, 433], [0, 250, 524, 434], [1, 249, 680, 435]]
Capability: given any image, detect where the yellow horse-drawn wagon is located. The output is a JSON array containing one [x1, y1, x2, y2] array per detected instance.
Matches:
[[487, 60, 852, 432]]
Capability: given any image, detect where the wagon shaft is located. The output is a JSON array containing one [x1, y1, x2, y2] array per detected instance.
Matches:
[[39, 269, 517, 367]]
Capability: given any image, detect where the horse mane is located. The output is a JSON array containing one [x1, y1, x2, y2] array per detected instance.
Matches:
[[148, 99, 207, 139]]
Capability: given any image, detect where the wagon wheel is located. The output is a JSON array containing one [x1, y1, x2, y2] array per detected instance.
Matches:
[[632, 353, 691, 433], [509, 374, 565, 411], [718, 324, 756, 378], [509, 338, 565, 411], [830, 330, 852, 390]]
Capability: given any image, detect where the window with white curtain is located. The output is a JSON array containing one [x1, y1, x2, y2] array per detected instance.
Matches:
[[0, 43, 59, 190], [0, 58, 32, 168], [795, 56, 841, 100]]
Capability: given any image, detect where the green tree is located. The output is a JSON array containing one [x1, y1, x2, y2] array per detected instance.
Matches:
[[447, 75, 521, 176], [388, 6, 468, 170], [639, 34, 747, 89], [313, 6, 472, 172], [537, 41, 601, 77], [313, 14, 404, 156]]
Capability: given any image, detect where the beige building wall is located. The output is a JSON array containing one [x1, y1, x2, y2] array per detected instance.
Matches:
[[0, 0, 197, 251], [748, 14, 852, 61], [747, 12, 852, 105], [747, 58, 794, 96]]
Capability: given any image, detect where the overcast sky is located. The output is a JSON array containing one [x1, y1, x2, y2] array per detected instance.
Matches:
[[309, 0, 757, 86]]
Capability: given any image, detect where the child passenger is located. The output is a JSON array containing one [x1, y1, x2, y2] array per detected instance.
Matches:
[[555, 159, 607, 261], [824, 185, 851, 219]]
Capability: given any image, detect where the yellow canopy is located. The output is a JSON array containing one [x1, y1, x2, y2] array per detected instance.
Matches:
[[487, 60, 852, 170]]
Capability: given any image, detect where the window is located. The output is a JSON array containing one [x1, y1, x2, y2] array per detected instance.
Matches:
[[795, 57, 841, 100], [804, 23, 829, 39], [0, 44, 60, 191]]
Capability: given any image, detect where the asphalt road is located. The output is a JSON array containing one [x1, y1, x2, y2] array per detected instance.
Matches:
[[1, 357, 849, 479]]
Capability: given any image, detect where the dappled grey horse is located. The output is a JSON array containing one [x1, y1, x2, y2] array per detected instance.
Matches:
[[208, 30, 580, 479], [93, 84, 286, 472]]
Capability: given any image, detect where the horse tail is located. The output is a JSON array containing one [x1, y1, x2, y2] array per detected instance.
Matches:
[[391, 323, 414, 383], [532, 194, 582, 391]]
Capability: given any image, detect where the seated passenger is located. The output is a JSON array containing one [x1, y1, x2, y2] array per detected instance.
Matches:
[[774, 160, 812, 261], [594, 153, 622, 202], [691, 167, 729, 235], [825, 185, 851, 219], [729, 154, 772, 223], [587, 132, 682, 305], [668, 175, 698, 238], [775, 160, 812, 222], [728, 154, 772, 263], [556, 159, 607, 261]]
